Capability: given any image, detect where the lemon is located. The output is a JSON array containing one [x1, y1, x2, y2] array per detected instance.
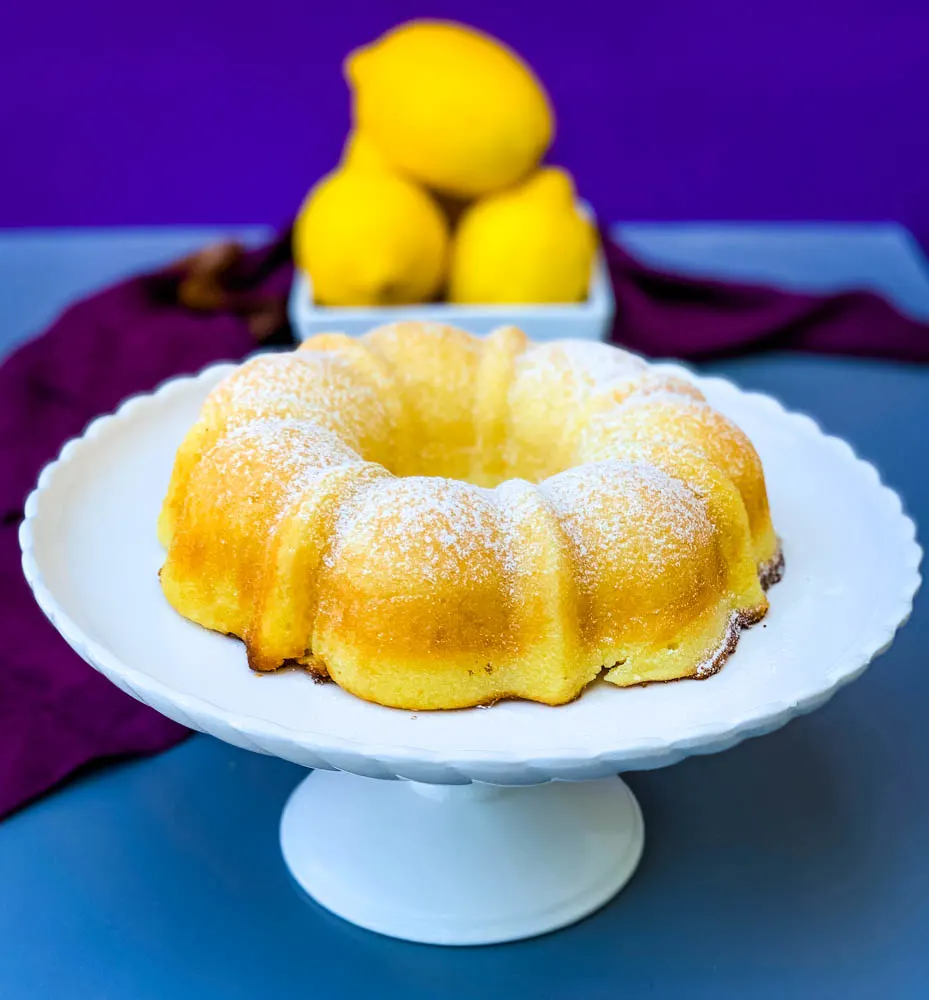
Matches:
[[449, 167, 596, 304], [293, 167, 450, 307], [346, 20, 553, 198]]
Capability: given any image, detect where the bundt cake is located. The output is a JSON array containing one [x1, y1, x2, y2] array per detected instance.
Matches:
[[158, 323, 782, 710]]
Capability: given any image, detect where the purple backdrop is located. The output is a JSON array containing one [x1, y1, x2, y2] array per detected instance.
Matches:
[[5, 1, 929, 238]]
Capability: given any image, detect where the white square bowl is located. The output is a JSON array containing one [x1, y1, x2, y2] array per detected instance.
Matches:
[[288, 239, 615, 343]]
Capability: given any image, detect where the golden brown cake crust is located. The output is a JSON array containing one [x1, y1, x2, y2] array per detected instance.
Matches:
[[158, 326, 783, 710], [759, 546, 786, 590], [248, 548, 785, 706]]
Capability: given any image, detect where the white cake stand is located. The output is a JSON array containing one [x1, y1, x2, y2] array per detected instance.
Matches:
[[20, 363, 920, 946]]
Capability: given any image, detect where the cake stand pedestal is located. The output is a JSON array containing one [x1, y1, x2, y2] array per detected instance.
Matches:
[[20, 364, 921, 947], [280, 771, 643, 945]]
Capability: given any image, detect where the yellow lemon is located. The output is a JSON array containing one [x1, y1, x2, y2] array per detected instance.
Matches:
[[346, 20, 553, 198], [449, 167, 596, 304], [293, 168, 450, 307]]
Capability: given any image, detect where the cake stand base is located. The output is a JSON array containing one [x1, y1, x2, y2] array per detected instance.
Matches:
[[280, 770, 644, 946]]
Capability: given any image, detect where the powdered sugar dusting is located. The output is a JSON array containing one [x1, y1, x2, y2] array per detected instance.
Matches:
[[540, 460, 714, 582], [513, 340, 647, 404], [186, 335, 755, 619], [207, 354, 326, 422], [627, 374, 704, 402], [614, 391, 755, 481], [540, 340, 646, 386], [619, 387, 712, 412], [206, 418, 366, 521], [204, 351, 392, 456], [489, 479, 552, 581], [326, 477, 509, 587]]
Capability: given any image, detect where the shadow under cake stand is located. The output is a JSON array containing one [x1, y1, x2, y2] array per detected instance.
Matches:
[[20, 364, 920, 946]]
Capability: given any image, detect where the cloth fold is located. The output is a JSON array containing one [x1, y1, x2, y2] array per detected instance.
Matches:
[[0, 237, 292, 818], [602, 235, 929, 362], [2, 229, 927, 818]]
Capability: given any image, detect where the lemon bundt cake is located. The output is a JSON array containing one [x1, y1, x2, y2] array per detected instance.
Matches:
[[158, 323, 782, 710]]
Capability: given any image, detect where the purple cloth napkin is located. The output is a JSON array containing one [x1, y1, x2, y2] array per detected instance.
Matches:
[[0, 237, 293, 818], [2, 230, 928, 818], [604, 235, 929, 362]]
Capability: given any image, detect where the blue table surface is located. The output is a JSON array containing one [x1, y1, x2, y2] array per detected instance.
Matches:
[[1, 227, 928, 999]]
